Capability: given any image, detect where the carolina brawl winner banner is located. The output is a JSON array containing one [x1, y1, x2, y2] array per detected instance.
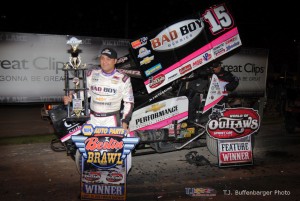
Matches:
[[72, 126, 140, 201], [129, 2, 242, 93]]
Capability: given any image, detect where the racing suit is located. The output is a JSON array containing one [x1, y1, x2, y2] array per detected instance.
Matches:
[[187, 68, 239, 122], [85, 68, 134, 173], [86, 68, 134, 128], [214, 68, 239, 105]]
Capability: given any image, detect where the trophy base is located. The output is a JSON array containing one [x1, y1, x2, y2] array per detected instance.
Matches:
[[66, 116, 90, 123]]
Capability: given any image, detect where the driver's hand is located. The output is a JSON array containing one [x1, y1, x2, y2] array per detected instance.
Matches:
[[63, 92, 73, 105], [122, 122, 130, 136]]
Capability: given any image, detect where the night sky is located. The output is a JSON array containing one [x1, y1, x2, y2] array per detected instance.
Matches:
[[1, 0, 299, 77]]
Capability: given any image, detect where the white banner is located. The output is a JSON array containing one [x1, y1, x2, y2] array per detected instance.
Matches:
[[0, 32, 131, 103], [221, 48, 269, 97]]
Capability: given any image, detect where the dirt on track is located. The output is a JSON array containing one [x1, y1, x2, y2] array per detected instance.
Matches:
[[1, 105, 300, 201], [1, 133, 300, 201]]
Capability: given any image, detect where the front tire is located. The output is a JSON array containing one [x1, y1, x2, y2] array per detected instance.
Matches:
[[75, 149, 82, 174]]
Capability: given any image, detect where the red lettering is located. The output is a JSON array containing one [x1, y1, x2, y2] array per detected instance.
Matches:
[[85, 137, 124, 151], [150, 38, 161, 49]]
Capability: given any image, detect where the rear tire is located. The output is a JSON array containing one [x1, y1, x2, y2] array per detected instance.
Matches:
[[206, 134, 218, 156], [75, 150, 82, 174]]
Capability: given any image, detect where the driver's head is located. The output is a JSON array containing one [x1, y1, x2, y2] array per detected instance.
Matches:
[[211, 61, 222, 74]]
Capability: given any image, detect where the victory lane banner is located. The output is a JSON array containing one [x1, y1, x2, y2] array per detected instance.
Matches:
[[71, 126, 140, 201], [218, 136, 253, 167], [129, 2, 242, 93], [205, 106, 260, 167]]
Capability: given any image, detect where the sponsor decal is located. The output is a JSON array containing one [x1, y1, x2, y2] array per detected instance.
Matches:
[[225, 35, 241, 52], [90, 86, 117, 96], [206, 107, 260, 139], [149, 86, 172, 102], [225, 35, 238, 44], [112, 75, 120, 80], [117, 69, 141, 77], [138, 47, 151, 58], [82, 171, 101, 183], [96, 97, 106, 101], [129, 96, 188, 131], [213, 42, 226, 57], [149, 74, 165, 89], [140, 55, 154, 66], [150, 19, 204, 51], [191, 57, 203, 68], [145, 63, 162, 77], [179, 64, 192, 74], [146, 103, 166, 113], [167, 73, 178, 81], [203, 52, 212, 62], [116, 56, 128, 64], [131, 37, 148, 49], [106, 171, 123, 183], [136, 105, 178, 125], [226, 41, 240, 51]]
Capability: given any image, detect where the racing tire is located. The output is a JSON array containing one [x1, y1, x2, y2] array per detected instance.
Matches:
[[206, 133, 218, 156], [75, 149, 82, 174]]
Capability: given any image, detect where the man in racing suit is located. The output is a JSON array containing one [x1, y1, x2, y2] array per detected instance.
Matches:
[[64, 47, 134, 130], [86, 48, 134, 130], [63, 47, 134, 172]]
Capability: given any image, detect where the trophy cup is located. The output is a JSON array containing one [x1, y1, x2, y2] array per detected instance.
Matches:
[[63, 37, 89, 122]]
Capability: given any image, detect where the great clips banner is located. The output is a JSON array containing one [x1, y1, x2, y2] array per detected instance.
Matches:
[[130, 3, 242, 93], [0, 32, 130, 103]]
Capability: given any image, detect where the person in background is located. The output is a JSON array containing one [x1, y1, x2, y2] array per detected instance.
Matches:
[[186, 61, 240, 122], [211, 61, 240, 106]]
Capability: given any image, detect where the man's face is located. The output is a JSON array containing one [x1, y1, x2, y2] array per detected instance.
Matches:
[[212, 66, 221, 74], [100, 55, 117, 73]]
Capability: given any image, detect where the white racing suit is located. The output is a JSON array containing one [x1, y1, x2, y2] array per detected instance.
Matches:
[[85, 68, 134, 173]]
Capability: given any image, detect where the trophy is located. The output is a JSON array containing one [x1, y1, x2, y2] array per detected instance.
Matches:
[[63, 37, 89, 122]]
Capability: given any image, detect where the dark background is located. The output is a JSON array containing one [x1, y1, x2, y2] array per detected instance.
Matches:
[[1, 0, 299, 79]]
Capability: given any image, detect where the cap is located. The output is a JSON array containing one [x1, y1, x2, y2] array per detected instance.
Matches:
[[212, 61, 222, 68], [99, 48, 117, 59]]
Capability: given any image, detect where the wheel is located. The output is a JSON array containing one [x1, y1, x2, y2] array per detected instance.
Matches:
[[75, 149, 82, 174], [206, 134, 218, 156]]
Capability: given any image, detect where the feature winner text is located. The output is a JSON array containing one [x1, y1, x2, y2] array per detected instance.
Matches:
[[219, 142, 252, 162], [83, 184, 124, 195]]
